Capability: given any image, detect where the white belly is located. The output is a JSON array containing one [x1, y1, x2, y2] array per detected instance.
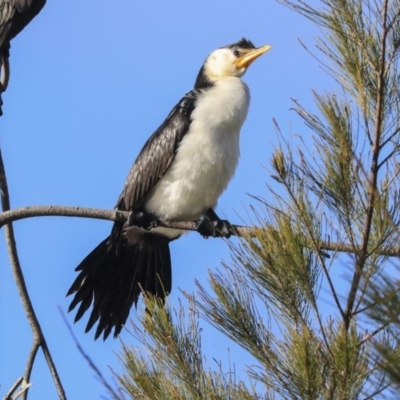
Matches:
[[143, 78, 250, 223]]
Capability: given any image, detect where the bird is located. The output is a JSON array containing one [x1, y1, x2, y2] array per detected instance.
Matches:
[[0, 0, 46, 115], [67, 38, 271, 340]]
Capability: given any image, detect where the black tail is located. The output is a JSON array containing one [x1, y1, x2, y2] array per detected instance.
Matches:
[[67, 234, 171, 340]]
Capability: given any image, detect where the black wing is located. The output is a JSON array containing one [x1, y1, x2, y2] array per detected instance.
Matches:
[[0, 0, 46, 54], [116, 90, 199, 211]]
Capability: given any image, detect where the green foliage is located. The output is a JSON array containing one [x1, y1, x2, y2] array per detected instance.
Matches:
[[114, 1, 400, 398], [116, 298, 264, 399]]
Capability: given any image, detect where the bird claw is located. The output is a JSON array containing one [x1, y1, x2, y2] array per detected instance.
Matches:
[[196, 219, 232, 238], [127, 211, 159, 230]]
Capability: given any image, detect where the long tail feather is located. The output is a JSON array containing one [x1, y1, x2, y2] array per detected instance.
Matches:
[[67, 234, 171, 340]]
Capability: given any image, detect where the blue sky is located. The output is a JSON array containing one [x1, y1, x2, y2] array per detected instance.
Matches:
[[0, 0, 333, 398]]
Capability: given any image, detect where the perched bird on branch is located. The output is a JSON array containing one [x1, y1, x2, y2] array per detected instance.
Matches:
[[0, 0, 46, 115], [67, 38, 271, 340]]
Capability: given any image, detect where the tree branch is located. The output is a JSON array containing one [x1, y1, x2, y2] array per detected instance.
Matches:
[[344, 0, 389, 330], [23, 342, 40, 399], [1, 204, 400, 257], [0, 149, 66, 400]]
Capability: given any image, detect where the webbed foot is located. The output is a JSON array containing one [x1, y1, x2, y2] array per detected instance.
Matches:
[[127, 211, 159, 230], [197, 219, 232, 238]]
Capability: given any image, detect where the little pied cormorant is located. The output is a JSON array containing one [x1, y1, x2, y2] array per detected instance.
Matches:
[[67, 38, 271, 340]]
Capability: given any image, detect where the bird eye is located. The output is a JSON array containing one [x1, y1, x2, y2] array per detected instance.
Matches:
[[233, 50, 240, 57]]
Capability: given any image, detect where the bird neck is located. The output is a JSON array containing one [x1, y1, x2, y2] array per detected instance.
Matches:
[[194, 66, 215, 90]]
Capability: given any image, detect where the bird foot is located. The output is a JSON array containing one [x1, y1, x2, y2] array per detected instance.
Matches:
[[127, 211, 159, 230], [197, 219, 232, 238]]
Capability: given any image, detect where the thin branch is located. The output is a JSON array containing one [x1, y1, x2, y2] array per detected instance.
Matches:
[[384, 4, 400, 32], [0, 204, 241, 234], [378, 126, 400, 150], [4, 377, 24, 400], [377, 146, 399, 170], [2, 204, 400, 256], [23, 342, 40, 398], [353, 300, 378, 316], [279, 174, 345, 327], [357, 319, 392, 347], [362, 381, 394, 400], [0, 205, 129, 227], [0, 149, 66, 400], [344, 0, 389, 331], [59, 307, 123, 400]]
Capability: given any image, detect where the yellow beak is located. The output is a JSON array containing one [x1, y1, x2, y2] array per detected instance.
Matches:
[[235, 45, 271, 69]]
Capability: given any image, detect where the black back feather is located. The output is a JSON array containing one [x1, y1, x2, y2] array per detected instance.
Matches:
[[111, 90, 198, 245]]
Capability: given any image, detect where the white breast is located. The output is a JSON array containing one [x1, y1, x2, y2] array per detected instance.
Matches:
[[144, 77, 250, 222]]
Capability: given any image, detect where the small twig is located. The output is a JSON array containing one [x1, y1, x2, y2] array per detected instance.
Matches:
[[59, 307, 123, 400], [7, 382, 32, 400], [0, 149, 66, 400], [357, 319, 392, 347], [4, 377, 24, 400]]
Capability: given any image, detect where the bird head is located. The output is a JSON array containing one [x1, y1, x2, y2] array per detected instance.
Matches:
[[195, 38, 271, 88]]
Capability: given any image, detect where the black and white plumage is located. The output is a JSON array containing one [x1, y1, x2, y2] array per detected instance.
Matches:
[[67, 38, 271, 340], [0, 0, 46, 114]]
